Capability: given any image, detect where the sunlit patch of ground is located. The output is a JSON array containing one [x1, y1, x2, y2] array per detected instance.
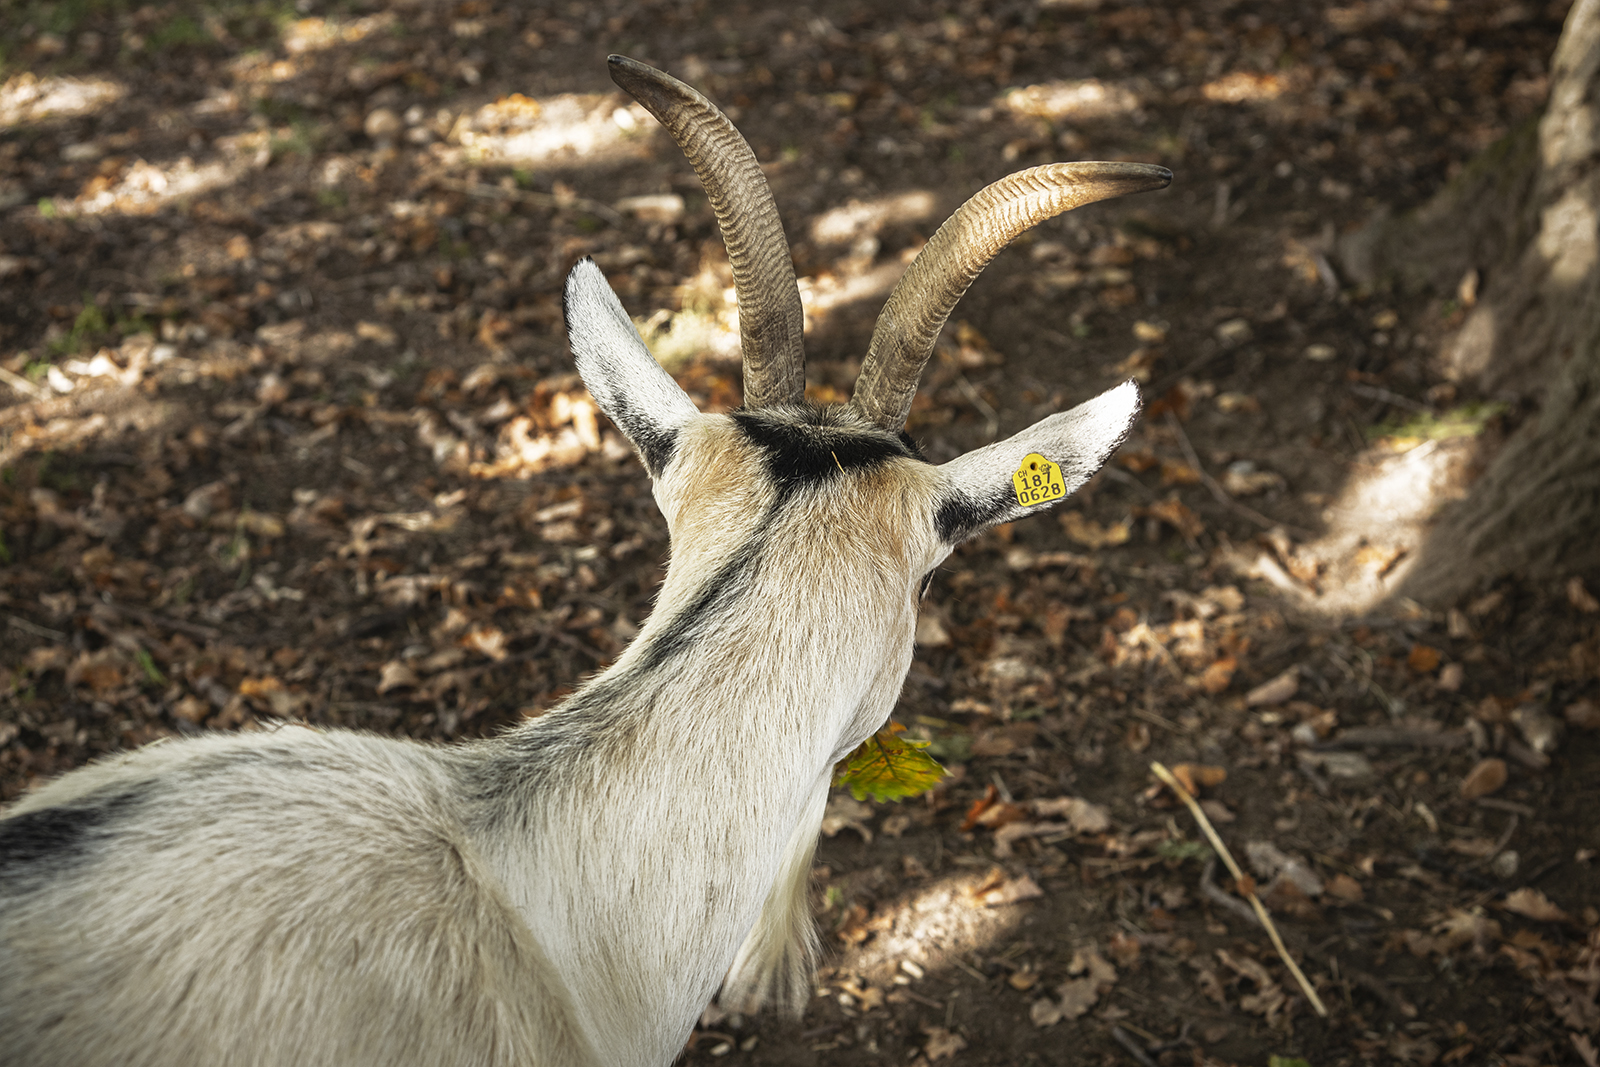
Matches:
[[0, 74, 124, 128]]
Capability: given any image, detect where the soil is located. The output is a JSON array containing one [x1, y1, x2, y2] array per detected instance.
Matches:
[[2, 1, 1598, 1065]]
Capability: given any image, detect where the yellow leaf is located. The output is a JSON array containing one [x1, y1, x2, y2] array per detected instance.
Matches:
[[834, 724, 947, 802]]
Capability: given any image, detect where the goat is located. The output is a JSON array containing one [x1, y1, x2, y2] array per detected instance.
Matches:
[[0, 56, 1170, 1067]]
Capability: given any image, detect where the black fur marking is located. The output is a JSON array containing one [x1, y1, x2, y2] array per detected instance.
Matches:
[[602, 390, 679, 477], [636, 535, 764, 672], [732, 407, 917, 504], [918, 571, 935, 599], [934, 485, 1015, 545], [0, 790, 141, 886]]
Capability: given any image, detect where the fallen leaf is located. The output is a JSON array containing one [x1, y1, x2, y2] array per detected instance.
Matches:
[[1460, 758, 1508, 800], [1245, 666, 1299, 706], [1171, 762, 1227, 794], [922, 1027, 967, 1061], [1326, 873, 1365, 902], [1058, 510, 1130, 549], [1032, 796, 1113, 833], [376, 660, 418, 694], [1568, 576, 1600, 613], [1407, 643, 1442, 673], [1141, 495, 1205, 541], [821, 795, 874, 842], [1503, 888, 1569, 923], [1195, 655, 1237, 694], [1567, 699, 1600, 729], [973, 871, 1044, 907]]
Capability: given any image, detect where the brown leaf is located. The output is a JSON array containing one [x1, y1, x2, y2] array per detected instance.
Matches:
[[1058, 510, 1130, 550], [1566, 699, 1600, 730], [1194, 655, 1237, 694], [1407, 643, 1442, 673], [922, 1027, 967, 1061], [1326, 873, 1365, 902], [1244, 666, 1299, 706], [1031, 796, 1113, 833], [1460, 758, 1508, 800], [1568, 576, 1600, 613], [376, 660, 419, 694], [974, 872, 1044, 907], [1171, 763, 1227, 794], [1503, 888, 1569, 923], [1141, 495, 1204, 540]]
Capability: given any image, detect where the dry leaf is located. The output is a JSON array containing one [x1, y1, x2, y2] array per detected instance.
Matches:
[[376, 660, 419, 694], [1568, 576, 1600, 613], [1566, 699, 1600, 729], [1195, 655, 1237, 694], [1141, 496, 1204, 540], [1503, 888, 1569, 923], [1171, 763, 1227, 795], [1058, 510, 1130, 549], [1407, 644, 1442, 673], [1032, 796, 1113, 833], [1460, 758, 1508, 800], [922, 1027, 967, 1061], [1326, 873, 1364, 902], [974, 872, 1044, 907], [1245, 666, 1299, 706]]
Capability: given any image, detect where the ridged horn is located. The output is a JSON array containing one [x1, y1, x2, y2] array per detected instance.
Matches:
[[608, 55, 806, 409], [849, 161, 1172, 432]]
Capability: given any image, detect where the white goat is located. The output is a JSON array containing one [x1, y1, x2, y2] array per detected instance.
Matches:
[[0, 56, 1170, 1067]]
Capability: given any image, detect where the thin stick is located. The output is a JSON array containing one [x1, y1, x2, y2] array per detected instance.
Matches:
[[1150, 761, 1329, 1018]]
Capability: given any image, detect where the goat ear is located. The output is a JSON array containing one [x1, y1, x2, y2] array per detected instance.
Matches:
[[934, 379, 1140, 544], [565, 258, 700, 477]]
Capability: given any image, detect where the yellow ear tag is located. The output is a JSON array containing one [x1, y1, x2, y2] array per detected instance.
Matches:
[[1012, 452, 1067, 507]]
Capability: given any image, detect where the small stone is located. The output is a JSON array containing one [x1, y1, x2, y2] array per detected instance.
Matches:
[[364, 108, 401, 141], [1215, 318, 1253, 347]]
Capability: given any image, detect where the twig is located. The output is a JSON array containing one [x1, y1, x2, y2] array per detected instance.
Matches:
[[1164, 412, 1312, 537], [97, 602, 228, 642], [1200, 858, 1415, 1019], [432, 177, 625, 225], [7, 614, 67, 641], [1347, 382, 1429, 413], [952, 372, 1000, 441], [1150, 761, 1329, 1018], [1109, 1025, 1160, 1067]]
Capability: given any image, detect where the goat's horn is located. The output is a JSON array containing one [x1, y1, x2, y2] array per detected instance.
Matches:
[[608, 55, 806, 409], [850, 161, 1172, 432]]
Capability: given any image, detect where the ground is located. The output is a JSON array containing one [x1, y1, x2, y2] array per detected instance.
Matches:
[[2, 1, 1599, 1065]]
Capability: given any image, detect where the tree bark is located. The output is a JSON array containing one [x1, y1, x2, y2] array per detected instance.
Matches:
[[1347, 0, 1600, 606]]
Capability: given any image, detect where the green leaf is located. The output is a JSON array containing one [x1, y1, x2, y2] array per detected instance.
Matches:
[[1268, 1057, 1313, 1067], [833, 724, 947, 803]]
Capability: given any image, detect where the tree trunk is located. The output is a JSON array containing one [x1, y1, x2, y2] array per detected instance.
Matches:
[[1347, 0, 1600, 607]]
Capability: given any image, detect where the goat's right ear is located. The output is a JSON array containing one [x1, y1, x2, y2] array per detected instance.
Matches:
[[933, 379, 1141, 544], [565, 258, 700, 477]]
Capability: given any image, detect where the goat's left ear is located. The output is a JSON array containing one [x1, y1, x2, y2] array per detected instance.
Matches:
[[934, 380, 1140, 544], [565, 258, 701, 478]]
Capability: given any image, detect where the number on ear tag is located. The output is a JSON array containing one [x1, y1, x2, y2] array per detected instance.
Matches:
[[1011, 452, 1067, 507]]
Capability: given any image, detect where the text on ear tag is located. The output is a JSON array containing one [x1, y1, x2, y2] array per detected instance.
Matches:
[[1012, 452, 1066, 507]]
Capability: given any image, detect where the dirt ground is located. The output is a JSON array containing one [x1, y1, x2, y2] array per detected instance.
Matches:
[[2, 1, 1599, 1064]]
